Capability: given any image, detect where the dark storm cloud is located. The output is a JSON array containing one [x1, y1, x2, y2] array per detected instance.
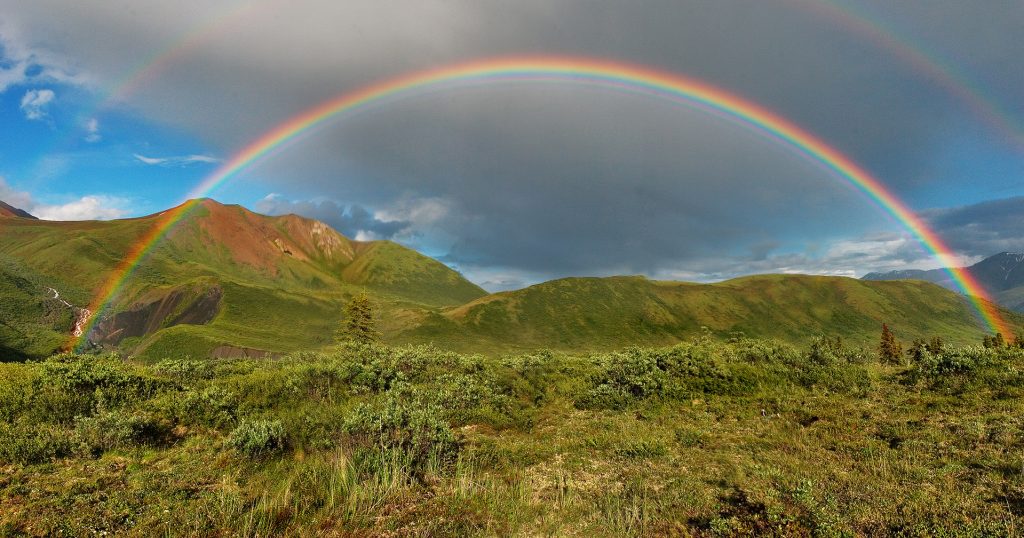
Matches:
[[924, 197, 1024, 257], [2, 1, 1022, 283], [254, 196, 410, 240]]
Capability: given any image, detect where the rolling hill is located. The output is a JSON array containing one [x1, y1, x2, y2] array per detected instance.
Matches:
[[1, 198, 1017, 360], [863, 252, 1024, 311], [396, 273, 1015, 352]]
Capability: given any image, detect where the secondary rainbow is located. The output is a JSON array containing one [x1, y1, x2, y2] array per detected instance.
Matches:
[[792, 0, 1024, 152], [71, 56, 1010, 348]]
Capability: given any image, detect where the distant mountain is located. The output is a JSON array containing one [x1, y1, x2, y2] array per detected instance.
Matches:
[[0, 200, 37, 219], [863, 252, 1024, 311]]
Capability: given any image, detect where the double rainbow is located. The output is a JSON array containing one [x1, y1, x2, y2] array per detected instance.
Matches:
[[72, 56, 1010, 348]]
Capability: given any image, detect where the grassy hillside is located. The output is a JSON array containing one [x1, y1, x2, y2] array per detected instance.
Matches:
[[3, 340, 1024, 535], [1, 198, 1017, 360], [398, 274, 1020, 352], [0, 199, 486, 359], [0, 255, 82, 360]]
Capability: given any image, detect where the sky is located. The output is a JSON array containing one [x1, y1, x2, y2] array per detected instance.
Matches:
[[0, 0, 1021, 291]]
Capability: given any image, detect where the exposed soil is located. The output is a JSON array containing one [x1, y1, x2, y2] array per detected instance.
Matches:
[[210, 345, 282, 359], [177, 199, 358, 274], [89, 285, 222, 345]]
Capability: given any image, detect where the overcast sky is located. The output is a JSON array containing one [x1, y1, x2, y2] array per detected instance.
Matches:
[[0, 0, 1021, 290]]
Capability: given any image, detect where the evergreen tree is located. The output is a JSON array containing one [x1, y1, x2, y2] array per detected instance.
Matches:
[[907, 338, 927, 362], [927, 336, 944, 355], [994, 332, 1005, 348], [337, 293, 380, 345], [878, 323, 902, 364]]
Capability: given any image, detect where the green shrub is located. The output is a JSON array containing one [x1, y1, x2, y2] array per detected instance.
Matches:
[[228, 418, 286, 457], [343, 396, 459, 474], [74, 403, 172, 456], [0, 421, 77, 464], [577, 348, 667, 410], [153, 358, 212, 381], [31, 353, 165, 422]]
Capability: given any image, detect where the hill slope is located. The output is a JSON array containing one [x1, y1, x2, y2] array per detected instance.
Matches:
[[1, 198, 1015, 360], [396, 274, 1018, 352], [0, 200, 36, 219], [864, 252, 1024, 311], [0, 199, 485, 359]]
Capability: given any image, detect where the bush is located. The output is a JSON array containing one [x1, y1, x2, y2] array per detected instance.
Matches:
[[75, 402, 172, 456], [338, 344, 430, 393], [31, 353, 164, 422], [0, 421, 77, 464], [577, 348, 667, 410], [228, 418, 287, 457], [153, 358, 212, 381], [343, 396, 459, 474]]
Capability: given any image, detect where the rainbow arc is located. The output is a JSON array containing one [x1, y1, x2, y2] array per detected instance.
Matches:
[[71, 56, 1010, 349]]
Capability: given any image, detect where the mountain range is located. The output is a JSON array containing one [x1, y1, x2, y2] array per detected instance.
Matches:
[[1, 198, 1017, 360], [863, 252, 1024, 312]]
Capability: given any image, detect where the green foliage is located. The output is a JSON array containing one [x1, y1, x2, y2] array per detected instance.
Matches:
[[0, 421, 77, 464], [577, 348, 667, 410], [337, 294, 381, 345], [878, 323, 903, 364], [3, 338, 1024, 535], [228, 418, 287, 457], [75, 402, 171, 456], [343, 394, 460, 474]]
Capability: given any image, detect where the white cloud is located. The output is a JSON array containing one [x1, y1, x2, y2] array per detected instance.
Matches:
[[20, 88, 55, 120], [354, 230, 382, 241], [84, 118, 100, 142], [0, 177, 129, 221], [31, 195, 129, 221], [133, 153, 219, 166], [0, 26, 90, 93]]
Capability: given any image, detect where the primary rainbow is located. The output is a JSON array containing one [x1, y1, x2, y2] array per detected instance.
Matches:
[[72, 55, 1010, 348]]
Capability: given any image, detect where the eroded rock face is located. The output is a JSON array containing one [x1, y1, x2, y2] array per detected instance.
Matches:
[[89, 285, 223, 345]]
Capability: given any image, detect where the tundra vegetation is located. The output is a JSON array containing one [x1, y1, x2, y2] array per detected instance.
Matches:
[[3, 328, 1024, 536]]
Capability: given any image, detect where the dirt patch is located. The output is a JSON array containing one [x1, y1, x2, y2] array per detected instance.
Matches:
[[89, 285, 222, 345], [210, 345, 282, 359]]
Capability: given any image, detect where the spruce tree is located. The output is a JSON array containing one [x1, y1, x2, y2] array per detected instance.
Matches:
[[878, 323, 902, 364], [337, 293, 380, 345]]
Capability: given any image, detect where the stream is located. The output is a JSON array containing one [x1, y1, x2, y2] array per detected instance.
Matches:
[[45, 287, 92, 338]]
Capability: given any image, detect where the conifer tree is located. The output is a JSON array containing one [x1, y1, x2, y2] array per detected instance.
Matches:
[[878, 323, 902, 364], [337, 293, 380, 345], [907, 338, 927, 362]]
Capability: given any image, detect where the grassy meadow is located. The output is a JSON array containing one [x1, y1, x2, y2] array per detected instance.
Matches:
[[3, 334, 1024, 536]]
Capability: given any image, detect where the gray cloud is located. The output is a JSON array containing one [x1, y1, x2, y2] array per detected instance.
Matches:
[[924, 197, 1024, 257], [254, 195, 411, 241], [2, 0, 1021, 284]]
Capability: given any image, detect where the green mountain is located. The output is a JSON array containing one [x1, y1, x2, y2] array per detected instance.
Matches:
[[1, 198, 1016, 360], [0, 199, 485, 359], [396, 274, 1018, 352]]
